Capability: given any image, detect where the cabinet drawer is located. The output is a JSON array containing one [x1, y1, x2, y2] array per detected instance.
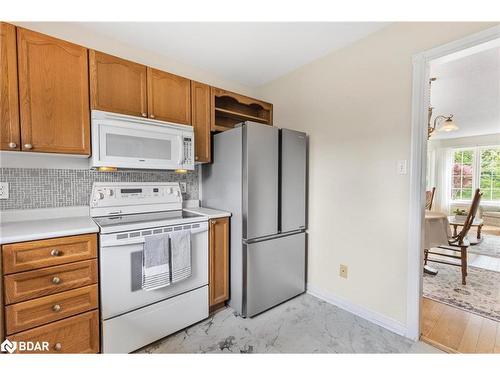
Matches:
[[2, 234, 97, 274], [5, 284, 98, 334], [7, 310, 100, 353], [4, 260, 98, 304]]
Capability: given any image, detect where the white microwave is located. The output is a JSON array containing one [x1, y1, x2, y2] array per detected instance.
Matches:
[[90, 110, 194, 171]]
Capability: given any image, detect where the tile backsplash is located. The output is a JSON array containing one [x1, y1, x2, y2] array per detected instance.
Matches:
[[0, 168, 199, 211]]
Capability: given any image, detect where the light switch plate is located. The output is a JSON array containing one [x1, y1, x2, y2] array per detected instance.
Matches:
[[179, 182, 187, 194], [397, 160, 408, 175], [0, 182, 9, 199]]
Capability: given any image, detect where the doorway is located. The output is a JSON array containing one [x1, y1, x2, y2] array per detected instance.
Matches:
[[407, 26, 500, 352]]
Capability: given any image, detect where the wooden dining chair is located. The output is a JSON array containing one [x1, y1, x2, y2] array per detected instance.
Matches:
[[425, 187, 436, 210], [424, 188, 482, 285]]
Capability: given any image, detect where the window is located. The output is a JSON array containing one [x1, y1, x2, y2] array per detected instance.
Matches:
[[451, 146, 500, 203], [451, 149, 474, 200], [480, 148, 500, 202]]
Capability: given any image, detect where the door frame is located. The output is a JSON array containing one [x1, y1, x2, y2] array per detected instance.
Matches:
[[406, 25, 500, 340]]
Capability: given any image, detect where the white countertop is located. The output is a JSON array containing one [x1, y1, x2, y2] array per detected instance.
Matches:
[[0, 206, 99, 245], [184, 206, 231, 220], [0, 204, 229, 245]]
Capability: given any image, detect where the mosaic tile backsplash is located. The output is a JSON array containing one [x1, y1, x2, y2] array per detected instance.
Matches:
[[0, 168, 199, 211]]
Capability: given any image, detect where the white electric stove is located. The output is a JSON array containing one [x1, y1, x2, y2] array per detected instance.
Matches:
[[90, 182, 209, 353]]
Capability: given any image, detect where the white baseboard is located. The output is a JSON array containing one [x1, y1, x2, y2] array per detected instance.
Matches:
[[306, 283, 408, 338]]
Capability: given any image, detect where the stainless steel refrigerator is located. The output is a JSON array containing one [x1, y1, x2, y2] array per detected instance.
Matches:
[[202, 121, 307, 317]]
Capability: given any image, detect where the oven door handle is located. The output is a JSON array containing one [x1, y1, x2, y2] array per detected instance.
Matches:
[[101, 238, 146, 247]]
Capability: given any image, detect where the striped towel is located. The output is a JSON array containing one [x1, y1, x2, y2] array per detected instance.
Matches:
[[142, 234, 170, 291], [170, 230, 192, 283]]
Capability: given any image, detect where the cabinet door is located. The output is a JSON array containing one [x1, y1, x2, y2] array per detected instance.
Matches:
[[7, 310, 99, 353], [0, 23, 20, 151], [89, 50, 147, 117], [17, 28, 90, 155], [209, 217, 229, 308], [147, 67, 191, 125], [191, 81, 211, 163]]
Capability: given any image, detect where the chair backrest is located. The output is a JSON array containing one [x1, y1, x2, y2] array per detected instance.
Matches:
[[425, 187, 436, 210], [454, 188, 482, 245]]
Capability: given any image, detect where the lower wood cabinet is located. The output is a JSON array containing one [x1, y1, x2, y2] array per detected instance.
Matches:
[[7, 310, 100, 354], [209, 217, 230, 309], [3, 259, 98, 305], [5, 285, 98, 335], [1, 233, 100, 353]]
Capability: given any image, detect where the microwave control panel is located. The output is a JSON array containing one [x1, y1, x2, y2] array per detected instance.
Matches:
[[183, 136, 193, 166]]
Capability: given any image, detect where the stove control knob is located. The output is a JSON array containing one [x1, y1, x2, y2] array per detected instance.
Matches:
[[98, 192, 105, 200], [167, 188, 173, 195], [107, 189, 114, 197]]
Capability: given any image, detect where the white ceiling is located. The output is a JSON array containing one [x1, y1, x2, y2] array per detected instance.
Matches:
[[430, 43, 500, 139], [72, 22, 388, 87]]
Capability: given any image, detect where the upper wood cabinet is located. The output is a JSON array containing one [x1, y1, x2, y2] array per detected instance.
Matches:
[[191, 81, 211, 163], [0, 22, 20, 151], [147, 68, 191, 124], [209, 217, 230, 309], [211, 87, 273, 132], [89, 50, 148, 118], [17, 28, 90, 155]]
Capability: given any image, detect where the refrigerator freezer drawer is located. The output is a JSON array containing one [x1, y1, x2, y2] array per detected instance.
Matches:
[[245, 232, 306, 317], [102, 285, 208, 353]]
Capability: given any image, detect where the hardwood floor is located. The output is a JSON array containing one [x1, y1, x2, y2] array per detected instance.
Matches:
[[421, 297, 500, 353], [483, 224, 500, 236]]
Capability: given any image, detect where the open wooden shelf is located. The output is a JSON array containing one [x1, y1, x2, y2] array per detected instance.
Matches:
[[211, 87, 273, 132], [214, 107, 268, 123]]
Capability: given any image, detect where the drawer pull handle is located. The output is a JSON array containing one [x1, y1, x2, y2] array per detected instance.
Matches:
[[50, 249, 61, 256], [54, 343, 62, 351], [52, 276, 61, 285], [52, 304, 61, 312]]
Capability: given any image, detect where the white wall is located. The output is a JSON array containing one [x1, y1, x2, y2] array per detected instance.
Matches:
[[256, 22, 499, 328]]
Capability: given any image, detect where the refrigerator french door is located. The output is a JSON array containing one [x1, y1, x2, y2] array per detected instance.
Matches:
[[202, 121, 307, 317]]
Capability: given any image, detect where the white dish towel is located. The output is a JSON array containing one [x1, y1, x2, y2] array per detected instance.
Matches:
[[142, 234, 171, 291], [170, 230, 192, 283]]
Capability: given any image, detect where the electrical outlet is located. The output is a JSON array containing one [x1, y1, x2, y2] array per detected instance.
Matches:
[[179, 182, 187, 194], [339, 264, 348, 279], [0, 182, 9, 199]]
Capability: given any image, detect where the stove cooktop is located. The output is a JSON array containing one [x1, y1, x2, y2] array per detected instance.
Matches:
[[92, 210, 207, 233]]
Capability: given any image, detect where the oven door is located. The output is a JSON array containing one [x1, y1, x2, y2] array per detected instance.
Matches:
[[91, 117, 187, 170], [99, 222, 208, 320]]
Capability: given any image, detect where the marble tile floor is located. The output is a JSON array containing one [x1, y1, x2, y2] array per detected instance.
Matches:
[[137, 293, 442, 354]]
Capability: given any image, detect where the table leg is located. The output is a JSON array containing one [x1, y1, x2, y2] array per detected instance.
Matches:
[[453, 224, 458, 237], [477, 224, 482, 240]]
